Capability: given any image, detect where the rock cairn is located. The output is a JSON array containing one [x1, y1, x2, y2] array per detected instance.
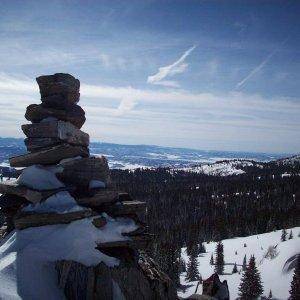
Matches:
[[0, 73, 176, 299]]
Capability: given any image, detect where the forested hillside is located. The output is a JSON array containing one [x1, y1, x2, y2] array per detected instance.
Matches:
[[111, 159, 300, 285]]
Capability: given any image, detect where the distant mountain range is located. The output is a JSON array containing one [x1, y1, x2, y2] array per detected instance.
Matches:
[[0, 137, 296, 171]]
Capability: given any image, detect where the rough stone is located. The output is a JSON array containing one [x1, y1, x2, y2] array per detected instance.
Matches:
[[25, 104, 86, 128], [36, 73, 80, 106], [22, 121, 89, 147], [14, 209, 97, 230], [24, 137, 63, 152], [92, 216, 107, 229], [9, 144, 89, 167], [57, 156, 110, 189]]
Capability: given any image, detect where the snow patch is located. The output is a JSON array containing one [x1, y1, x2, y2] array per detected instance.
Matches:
[[22, 191, 83, 214], [17, 165, 65, 190]]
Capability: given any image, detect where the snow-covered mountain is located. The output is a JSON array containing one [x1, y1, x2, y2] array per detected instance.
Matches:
[[177, 159, 264, 176], [179, 227, 300, 299]]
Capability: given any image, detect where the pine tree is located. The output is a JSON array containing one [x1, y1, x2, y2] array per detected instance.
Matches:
[[289, 230, 294, 240], [232, 263, 238, 274], [185, 253, 200, 282], [210, 254, 214, 265], [289, 255, 300, 300], [238, 255, 264, 299], [242, 254, 247, 271], [281, 228, 287, 242], [214, 241, 224, 275]]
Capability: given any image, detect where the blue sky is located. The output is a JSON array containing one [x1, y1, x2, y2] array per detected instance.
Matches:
[[0, 0, 299, 153]]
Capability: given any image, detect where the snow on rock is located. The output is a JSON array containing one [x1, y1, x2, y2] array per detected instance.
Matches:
[[89, 180, 106, 189], [0, 214, 138, 300], [179, 227, 300, 300], [17, 165, 65, 190], [22, 191, 83, 214]]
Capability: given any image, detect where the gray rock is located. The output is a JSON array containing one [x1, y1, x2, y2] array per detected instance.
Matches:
[[25, 104, 86, 129], [9, 144, 89, 167], [57, 156, 110, 189], [36, 73, 80, 106], [22, 121, 89, 147]]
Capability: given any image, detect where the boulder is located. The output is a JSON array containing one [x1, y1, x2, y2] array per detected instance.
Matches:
[[9, 144, 89, 167], [57, 156, 110, 189], [14, 209, 97, 230], [36, 73, 80, 107], [104, 201, 146, 217], [25, 104, 86, 128], [22, 121, 89, 147]]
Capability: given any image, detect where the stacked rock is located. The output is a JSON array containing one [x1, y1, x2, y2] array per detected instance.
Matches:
[[0, 74, 178, 299]]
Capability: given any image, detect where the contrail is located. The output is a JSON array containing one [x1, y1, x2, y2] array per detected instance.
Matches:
[[236, 37, 289, 89]]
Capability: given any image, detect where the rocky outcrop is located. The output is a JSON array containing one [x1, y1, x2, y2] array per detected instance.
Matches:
[[55, 252, 177, 300], [0, 73, 177, 299]]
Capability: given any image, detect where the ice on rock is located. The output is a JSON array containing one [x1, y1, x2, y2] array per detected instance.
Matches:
[[17, 165, 65, 190], [22, 191, 83, 214]]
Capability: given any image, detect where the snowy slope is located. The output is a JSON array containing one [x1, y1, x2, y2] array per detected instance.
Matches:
[[179, 227, 300, 299]]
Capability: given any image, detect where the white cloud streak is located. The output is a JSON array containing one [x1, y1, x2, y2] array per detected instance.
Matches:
[[147, 45, 196, 87], [236, 37, 289, 89]]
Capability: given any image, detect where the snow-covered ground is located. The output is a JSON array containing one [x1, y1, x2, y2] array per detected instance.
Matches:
[[178, 160, 263, 176], [179, 227, 300, 299]]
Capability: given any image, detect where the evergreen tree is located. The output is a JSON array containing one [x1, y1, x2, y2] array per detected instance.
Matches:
[[268, 289, 272, 299], [232, 263, 238, 274], [289, 230, 293, 240], [185, 253, 199, 281], [289, 255, 300, 300], [198, 242, 206, 253], [281, 228, 287, 242], [214, 241, 224, 275], [238, 255, 264, 299], [242, 254, 247, 271], [210, 254, 214, 265]]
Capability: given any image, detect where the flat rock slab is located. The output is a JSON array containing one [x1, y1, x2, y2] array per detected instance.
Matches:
[[96, 236, 151, 254], [22, 121, 89, 147], [14, 209, 97, 230], [24, 137, 63, 152], [0, 180, 66, 204], [36, 73, 80, 107], [76, 190, 120, 207], [9, 144, 89, 167], [105, 201, 146, 216], [25, 104, 86, 129], [57, 156, 110, 188]]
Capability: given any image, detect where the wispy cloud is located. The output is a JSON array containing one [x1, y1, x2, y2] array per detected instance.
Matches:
[[236, 37, 289, 89], [0, 73, 299, 152], [147, 45, 196, 87]]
